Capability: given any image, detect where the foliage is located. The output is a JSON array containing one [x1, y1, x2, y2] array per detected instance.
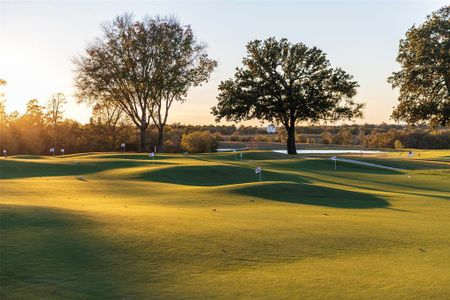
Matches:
[[181, 131, 218, 153], [321, 131, 333, 144], [388, 6, 450, 127], [92, 102, 128, 150], [74, 13, 216, 151], [212, 37, 363, 154], [335, 127, 353, 145], [46, 93, 67, 148], [394, 140, 404, 149]]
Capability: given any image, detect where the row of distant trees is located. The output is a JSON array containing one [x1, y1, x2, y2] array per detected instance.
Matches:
[[1, 6, 448, 154], [1, 93, 448, 155]]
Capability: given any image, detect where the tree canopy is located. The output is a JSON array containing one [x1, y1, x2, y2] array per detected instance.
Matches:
[[388, 5, 450, 127], [74, 13, 216, 151], [212, 38, 363, 154]]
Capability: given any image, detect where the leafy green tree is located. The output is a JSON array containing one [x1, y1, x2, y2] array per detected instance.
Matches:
[[212, 38, 363, 154], [74, 13, 216, 151], [388, 6, 450, 127]]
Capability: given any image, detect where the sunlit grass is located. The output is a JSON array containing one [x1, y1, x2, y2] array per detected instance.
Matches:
[[1, 151, 450, 298]]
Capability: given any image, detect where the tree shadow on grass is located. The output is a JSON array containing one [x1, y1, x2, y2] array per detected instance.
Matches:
[[266, 159, 405, 175], [0, 159, 170, 179], [0, 205, 125, 298], [192, 151, 294, 162], [98, 154, 178, 160], [232, 182, 389, 209], [134, 164, 308, 186]]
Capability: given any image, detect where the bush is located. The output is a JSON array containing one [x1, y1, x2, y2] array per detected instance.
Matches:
[[321, 131, 333, 144], [181, 131, 219, 153], [229, 133, 241, 141], [394, 140, 404, 149]]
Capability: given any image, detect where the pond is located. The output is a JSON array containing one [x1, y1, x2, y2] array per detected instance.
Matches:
[[272, 150, 383, 154]]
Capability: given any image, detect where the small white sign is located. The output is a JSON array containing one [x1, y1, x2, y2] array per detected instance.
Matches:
[[50, 148, 55, 153], [149, 152, 154, 157], [331, 156, 337, 161], [121, 143, 125, 148], [61, 149, 65, 153], [2, 149, 6, 154], [255, 166, 262, 174]]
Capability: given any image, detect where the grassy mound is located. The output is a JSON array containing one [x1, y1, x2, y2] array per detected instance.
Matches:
[[1, 150, 450, 299]]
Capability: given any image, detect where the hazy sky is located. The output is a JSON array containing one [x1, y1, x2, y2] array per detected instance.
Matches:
[[0, 0, 447, 126]]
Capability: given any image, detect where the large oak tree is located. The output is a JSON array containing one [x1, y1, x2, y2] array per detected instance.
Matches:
[[388, 6, 449, 127], [212, 38, 363, 154], [74, 13, 216, 151]]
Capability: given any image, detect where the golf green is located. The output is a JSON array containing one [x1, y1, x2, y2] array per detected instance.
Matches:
[[1, 150, 449, 299]]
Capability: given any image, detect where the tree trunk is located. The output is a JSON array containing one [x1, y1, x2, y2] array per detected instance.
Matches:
[[111, 131, 116, 151], [156, 126, 164, 152], [286, 125, 297, 155], [139, 127, 146, 152]]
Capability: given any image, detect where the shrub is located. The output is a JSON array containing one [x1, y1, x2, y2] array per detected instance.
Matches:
[[321, 131, 333, 144], [394, 140, 404, 149], [229, 133, 241, 141], [181, 131, 219, 153]]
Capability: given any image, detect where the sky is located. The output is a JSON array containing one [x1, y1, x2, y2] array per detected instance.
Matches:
[[0, 0, 447, 126]]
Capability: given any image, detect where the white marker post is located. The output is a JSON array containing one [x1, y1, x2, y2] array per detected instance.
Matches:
[[240, 152, 243, 161], [331, 156, 337, 171], [61, 148, 65, 157], [255, 166, 262, 182], [121, 143, 126, 153], [50, 147, 55, 157], [149, 152, 155, 166], [3, 149, 6, 158]]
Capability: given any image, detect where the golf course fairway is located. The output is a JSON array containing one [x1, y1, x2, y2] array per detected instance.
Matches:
[[1, 150, 450, 299]]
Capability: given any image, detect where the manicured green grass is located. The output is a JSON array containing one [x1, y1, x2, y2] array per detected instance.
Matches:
[[1, 151, 450, 299]]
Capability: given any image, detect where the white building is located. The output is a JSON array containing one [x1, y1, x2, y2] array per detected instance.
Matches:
[[267, 124, 277, 134]]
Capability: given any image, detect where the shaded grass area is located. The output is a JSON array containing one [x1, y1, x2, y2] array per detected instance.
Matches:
[[233, 182, 389, 208], [0, 205, 125, 299], [342, 157, 450, 170], [264, 158, 404, 175], [0, 159, 166, 179], [97, 153, 178, 160], [134, 164, 306, 186], [1, 150, 450, 299]]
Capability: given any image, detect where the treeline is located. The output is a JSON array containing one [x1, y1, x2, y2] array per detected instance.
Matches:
[[225, 125, 450, 149], [0, 98, 223, 155], [1, 98, 448, 155]]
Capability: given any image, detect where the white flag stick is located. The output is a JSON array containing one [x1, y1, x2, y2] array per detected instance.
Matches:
[[331, 156, 337, 171], [255, 166, 262, 182]]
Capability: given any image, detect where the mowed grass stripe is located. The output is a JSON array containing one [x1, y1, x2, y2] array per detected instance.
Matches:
[[1, 150, 450, 299]]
